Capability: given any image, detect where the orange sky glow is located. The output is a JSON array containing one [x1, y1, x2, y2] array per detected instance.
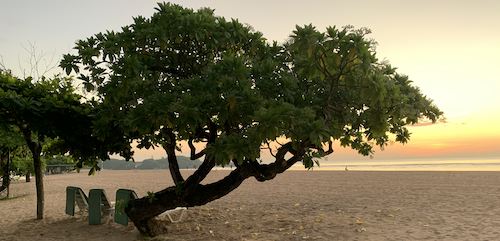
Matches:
[[1, 0, 498, 162]]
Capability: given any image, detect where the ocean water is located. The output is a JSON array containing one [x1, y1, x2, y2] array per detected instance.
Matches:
[[290, 158, 500, 171]]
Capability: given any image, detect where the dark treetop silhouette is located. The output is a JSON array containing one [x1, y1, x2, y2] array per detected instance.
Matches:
[[60, 2, 442, 236]]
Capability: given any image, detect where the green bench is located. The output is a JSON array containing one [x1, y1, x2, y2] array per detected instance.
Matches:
[[114, 189, 138, 226], [65, 186, 89, 221], [88, 189, 115, 225]]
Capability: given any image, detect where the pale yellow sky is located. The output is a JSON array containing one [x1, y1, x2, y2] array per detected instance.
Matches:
[[1, 0, 498, 161]]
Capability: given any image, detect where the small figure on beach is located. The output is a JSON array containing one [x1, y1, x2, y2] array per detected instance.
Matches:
[[345, 166, 348, 171]]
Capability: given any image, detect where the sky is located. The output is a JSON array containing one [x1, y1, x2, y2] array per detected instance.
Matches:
[[1, 0, 499, 162]]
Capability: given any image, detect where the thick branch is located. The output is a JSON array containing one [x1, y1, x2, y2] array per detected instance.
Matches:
[[161, 128, 184, 185], [126, 163, 252, 235], [127, 159, 273, 221], [183, 120, 218, 192], [126, 141, 308, 236], [248, 140, 312, 181]]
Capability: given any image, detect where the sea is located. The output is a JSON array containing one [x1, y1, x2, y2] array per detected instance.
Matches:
[[288, 158, 500, 171]]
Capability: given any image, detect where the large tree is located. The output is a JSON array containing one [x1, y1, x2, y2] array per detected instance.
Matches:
[[60, 3, 442, 236]]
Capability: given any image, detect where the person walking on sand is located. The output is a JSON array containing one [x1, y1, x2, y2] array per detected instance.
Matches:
[[345, 166, 348, 171]]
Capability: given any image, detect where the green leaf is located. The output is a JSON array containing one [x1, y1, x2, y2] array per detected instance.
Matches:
[[146, 191, 158, 203], [229, 96, 236, 109], [2, 99, 10, 108]]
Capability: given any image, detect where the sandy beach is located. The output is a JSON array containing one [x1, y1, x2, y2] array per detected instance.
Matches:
[[1, 169, 500, 241]]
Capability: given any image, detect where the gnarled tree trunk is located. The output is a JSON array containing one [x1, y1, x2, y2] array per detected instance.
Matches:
[[125, 142, 311, 237]]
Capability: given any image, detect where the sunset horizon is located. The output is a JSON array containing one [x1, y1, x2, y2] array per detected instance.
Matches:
[[1, 0, 498, 164]]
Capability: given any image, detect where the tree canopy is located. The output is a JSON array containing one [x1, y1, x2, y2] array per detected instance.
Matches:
[[60, 2, 442, 236], [0, 67, 132, 218], [0, 69, 79, 218]]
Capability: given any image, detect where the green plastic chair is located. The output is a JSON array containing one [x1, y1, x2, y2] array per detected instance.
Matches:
[[88, 189, 115, 225], [114, 189, 138, 226], [65, 186, 89, 221]]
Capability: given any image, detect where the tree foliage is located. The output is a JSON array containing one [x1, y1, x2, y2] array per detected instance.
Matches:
[[0, 69, 131, 169], [0, 124, 26, 195], [0, 69, 74, 217], [60, 2, 442, 236], [286, 24, 442, 154]]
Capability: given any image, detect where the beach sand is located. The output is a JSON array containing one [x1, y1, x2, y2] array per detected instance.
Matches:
[[1, 169, 500, 241]]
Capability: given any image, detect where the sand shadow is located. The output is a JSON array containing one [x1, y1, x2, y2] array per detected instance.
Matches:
[[4, 216, 140, 241]]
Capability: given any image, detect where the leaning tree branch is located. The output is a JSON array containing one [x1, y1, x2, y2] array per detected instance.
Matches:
[[126, 140, 306, 236], [183, 119, 218, 192], [235, 140, 309, 182], [161, 127, 184, 185]]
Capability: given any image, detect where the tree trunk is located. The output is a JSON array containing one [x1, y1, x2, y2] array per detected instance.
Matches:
[[26, 172, 31, 182], [125, 172, 249, 237], [125, 141, 307, 237], [21, 128, 44, 219], [124, 160, 289, 236], [0, 151, 11, 198], [33, 153, 44, 219]]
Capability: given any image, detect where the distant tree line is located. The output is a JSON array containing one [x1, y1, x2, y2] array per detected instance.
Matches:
[[101, 156, 202, 170]]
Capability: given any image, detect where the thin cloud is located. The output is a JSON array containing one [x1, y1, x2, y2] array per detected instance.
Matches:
[[446, 110, 474, 118], [410, 117, 448, 127], [411, 110, 474, 127], [410, 121, 438, 127]]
